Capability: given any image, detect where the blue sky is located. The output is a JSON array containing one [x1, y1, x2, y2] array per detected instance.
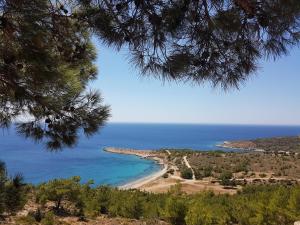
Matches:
[[91, 39, 300, 125]]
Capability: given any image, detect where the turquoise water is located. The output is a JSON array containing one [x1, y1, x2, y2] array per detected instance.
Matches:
[[0, 123, 300, 185]]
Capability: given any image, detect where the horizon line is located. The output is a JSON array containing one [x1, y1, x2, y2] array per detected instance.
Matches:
[[107, 121, 300, 127]]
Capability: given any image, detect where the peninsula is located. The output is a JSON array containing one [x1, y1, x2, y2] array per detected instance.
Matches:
[[104, 138, 300, 194]]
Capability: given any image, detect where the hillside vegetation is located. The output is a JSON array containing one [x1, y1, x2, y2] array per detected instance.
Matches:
[[1, 166, 300, 225], [223, 136, 300, 152], [171, 151, 300, 179]]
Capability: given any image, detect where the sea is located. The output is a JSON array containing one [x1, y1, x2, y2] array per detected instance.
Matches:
[[0, 123, 299, 186]]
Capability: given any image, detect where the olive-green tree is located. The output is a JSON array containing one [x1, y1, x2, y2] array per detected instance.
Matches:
[[36, 176, 82, 211], [0, 161, 27, 215]]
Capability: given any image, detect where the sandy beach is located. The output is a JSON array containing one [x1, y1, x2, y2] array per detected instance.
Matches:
[[119, 162, 168, 189], [104, 147, 169, 189]]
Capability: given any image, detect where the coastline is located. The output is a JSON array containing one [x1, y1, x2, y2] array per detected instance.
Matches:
[[216, 141, 265, 152], [103, 145, 300, 195], [104, 147, 168, 189], [119, 162, 168, 189]]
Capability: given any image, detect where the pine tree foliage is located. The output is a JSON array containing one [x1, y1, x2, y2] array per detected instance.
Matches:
[[0, 161, 6, 214], [0, 0, 110, 149], [0, 161, 26, 215], [82, 0, 300, 88]]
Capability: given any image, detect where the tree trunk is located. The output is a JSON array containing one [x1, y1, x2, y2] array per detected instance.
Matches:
[[56, 199, 61, 210]]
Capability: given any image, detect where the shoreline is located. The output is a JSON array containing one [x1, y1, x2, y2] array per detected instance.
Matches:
[[119, 161, 168, 189], [104, 147, 168, 189], [103, 146, 300, 195], [216, 141, 266, 152]]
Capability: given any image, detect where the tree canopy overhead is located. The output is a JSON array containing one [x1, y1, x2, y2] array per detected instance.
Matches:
[[85, 0, 300, 88], [1, 0, 300, 149]]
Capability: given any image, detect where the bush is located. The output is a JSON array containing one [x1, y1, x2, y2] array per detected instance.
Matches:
[[163, 197, 187, 225], [219, 171, 233, 186], [15, 215, 38, 225], [194, 170, 203, 180], [0, 161, 27, 215], [28, 208, 43, 222], [234, 162, 249, 173], [4, 174, 27, 214], [0, 162, 6, 215], [180, 168, 193, 179], [41, 212, 56, 225], [162, 173, 169, 178], [167, 169, 175, 175], [203, 166, 213, 177], [108, 191, 144, 219], [186, 198, 231, 225], [259, 173, 267, 178]]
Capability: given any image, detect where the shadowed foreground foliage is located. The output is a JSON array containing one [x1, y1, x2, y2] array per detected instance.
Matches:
[[0, 0, 110, 150], [1, 0, 300, 149], [0, 162, 27, 216]]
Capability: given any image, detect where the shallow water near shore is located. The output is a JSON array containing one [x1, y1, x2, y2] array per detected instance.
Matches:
[[0, 123, 300, 186]]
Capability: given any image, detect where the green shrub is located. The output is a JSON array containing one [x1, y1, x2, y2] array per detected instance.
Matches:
[[28, 208, 43, 222], [180, 168, 193, 179], [219, 171, 233, 186], [108, 191, 144, 219], [167, 169, 175, 175], [186, 198, 230, 225], [40, 212, 70, 225], [81, 185, 112, 217], [162, 173, 169, 178], [234, 161, 249, 173], [15, 215, 38, 225], [203, 166, 213, 177], [163, 197, 187, 225], [41, 212, 58, 225], [259, 173, 267, 178], [0, 161, 27, 215], [194, 170, 203, 180], [0, 161, 6, 215]]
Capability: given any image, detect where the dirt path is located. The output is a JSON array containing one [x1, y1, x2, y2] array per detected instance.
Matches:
[[166, 150, 171, 155], [183, 156, 196, 180]]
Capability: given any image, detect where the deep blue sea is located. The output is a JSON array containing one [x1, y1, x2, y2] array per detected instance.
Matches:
[[0, 123, 300, 186]]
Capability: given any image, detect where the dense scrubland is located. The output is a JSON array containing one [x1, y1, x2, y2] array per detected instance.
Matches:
[[252, 136, 300, 152], [166, 150, 300, 181], [1, 161, 300, 225], [163, 137, 300, 183]]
